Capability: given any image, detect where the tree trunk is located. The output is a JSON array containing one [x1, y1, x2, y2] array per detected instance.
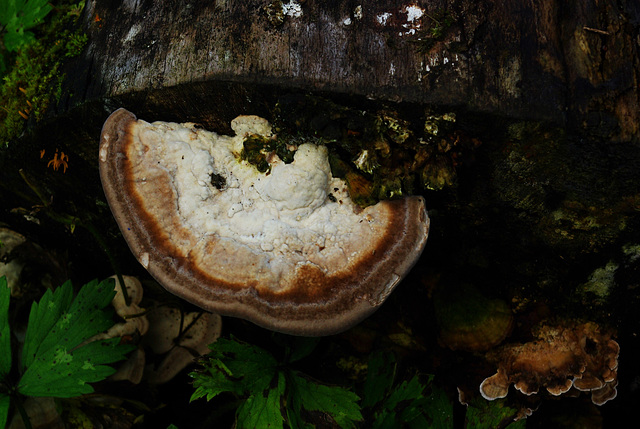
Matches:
[[51, 0, 637, 138], [1, 0, 640, 422]]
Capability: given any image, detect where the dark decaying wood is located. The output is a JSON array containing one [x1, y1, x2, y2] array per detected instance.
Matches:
[[52, 0, 637, 140]]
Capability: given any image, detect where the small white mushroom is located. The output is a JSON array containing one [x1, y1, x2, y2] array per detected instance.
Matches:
[[0, 227, 27, 295], [92, 275, 149, 341], [143, 306, 222, 384]]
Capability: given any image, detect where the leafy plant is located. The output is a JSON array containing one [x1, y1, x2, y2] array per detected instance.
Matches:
[[465, 397, 526, 429], [0, 0, 53, 53], [361, 350, 453, 428], [360, 349, 526, 429], [190, 336, 363, 429], [0, 276, 135, 428]]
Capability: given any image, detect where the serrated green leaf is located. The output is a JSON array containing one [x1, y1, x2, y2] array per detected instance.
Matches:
[[0, 0, 52, 27], [293, 373, 363, 429], [362, 349, 397, 408], [417, 383, 453, 428], [1, 0, 53, 52], [373, 374, 453, 429], [0, 394, 10, 429], [237, 371, 285, 429], [1, 276, 12, 376], [3, 27, 35, 51], [17, 278, 134, 398], [21, 280, 74, 370], [190, 337, 278, 402], [465, 397, 526, 429], [284, 372, 306, 429], [190, 337, 363, 429], [0, 0, 18, 25], [373, 375, 427, 429], [19, 0, 53, 27], [383, 375, 427, 413]]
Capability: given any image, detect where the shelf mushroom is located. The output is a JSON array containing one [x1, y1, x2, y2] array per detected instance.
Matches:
[[99, 108, 429, 336], [479, 321, 619, 405]]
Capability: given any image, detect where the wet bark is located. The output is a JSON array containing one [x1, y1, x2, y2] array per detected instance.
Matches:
[[51, 0, 638, 140]]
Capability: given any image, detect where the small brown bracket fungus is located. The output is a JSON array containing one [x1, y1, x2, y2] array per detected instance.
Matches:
[[479, 321, 619, 406], [99, 108, 430, 336]]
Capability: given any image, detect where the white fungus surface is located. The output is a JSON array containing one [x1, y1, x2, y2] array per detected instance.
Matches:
[[128, 116, 374, 269]]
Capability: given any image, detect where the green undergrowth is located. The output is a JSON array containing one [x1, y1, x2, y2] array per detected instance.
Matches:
[[189, 337, 526, 429], [1, 1, 87, 148], [1, 0, 53, 62], [190, 336, 363, 429], [0, 276, 134, 428]]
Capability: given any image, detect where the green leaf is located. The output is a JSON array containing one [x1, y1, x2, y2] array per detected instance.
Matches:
[[292, 373, 363, 429], [18, 0, 53, 28], [0, 276, 11, 376], [373, 374, 429, 429], [0, 0, 52, 27], [1, 0, 53, 52], [0, 394, 10, 429], [417, 382, 453, 428], [362, 349, 397, 408], [21, 280, 74, 370], [0, 0, 16, 25], [190, 337, 278, 402], [190, 337, 363, 429], [237, 372, 285, 429], [383, 375, 427, 414], [3, 28, 35, 51], [372, 373, 454, 429], [465, 397, 526, 429], [17, 278, 134, 398]]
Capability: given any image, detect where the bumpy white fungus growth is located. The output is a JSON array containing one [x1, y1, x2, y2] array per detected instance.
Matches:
[[99, 109, 429, 335]]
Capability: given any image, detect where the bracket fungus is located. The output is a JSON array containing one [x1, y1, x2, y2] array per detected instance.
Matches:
[[99, 109, 429, 336], [479, 321, 619, 406]]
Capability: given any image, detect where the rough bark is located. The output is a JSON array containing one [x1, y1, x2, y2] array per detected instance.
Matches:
[[49, 0, 638, 139]]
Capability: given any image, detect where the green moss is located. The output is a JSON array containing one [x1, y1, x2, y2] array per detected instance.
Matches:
[[240, 134, 273, 173], [272, 95, 480, 207], [240, 133, 297, 173], [577, 261, 618, 304], [1, 2, 87, 148]]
